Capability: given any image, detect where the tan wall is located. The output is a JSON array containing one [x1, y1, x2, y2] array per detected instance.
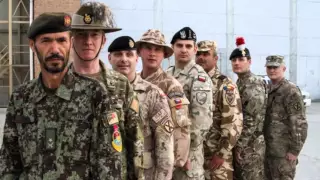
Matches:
[[33, 0, 80, 78]]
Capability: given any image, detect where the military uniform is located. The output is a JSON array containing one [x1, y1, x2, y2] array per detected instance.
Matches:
[[229, 43, 267, 180], [70, 3, 143, 179], [137, 29, 191, 170], [264, 56, 308, 180], [168, 27, 214, 180], [196, 41, 243, 180], [132, 75, 174, 180], [108, 36, 174, 180]]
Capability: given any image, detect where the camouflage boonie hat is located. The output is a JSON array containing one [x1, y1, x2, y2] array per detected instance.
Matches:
[[265, 55, 285, 67], [71, 2, 121, 33], [136, 29, 173, 58], [197, 40, 218, 52]]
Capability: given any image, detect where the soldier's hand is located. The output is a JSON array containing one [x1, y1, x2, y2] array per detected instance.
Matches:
[[286, 152, 297, 161], [183, 159, 191, 170], [210, 155, 224, 170]]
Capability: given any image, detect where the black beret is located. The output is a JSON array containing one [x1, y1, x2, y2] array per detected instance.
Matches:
[[170, 27, 197, 44], [229, 48, 251, 60], [108, 36, 136, 52], [27, 12, 72, 39]]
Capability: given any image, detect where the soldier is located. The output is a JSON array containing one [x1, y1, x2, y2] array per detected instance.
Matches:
[[108, 36, 174, 180], [196, 40, 243, 180], [70, 2, 144, 179], [230, 37, 267, 180], [264, 55, 308, 180], [0, 12, 121, 179], [136, 29, 191, 171], [167, 27, 214, 180]]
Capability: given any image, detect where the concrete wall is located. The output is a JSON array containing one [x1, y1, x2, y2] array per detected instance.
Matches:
[[83, 0, 320, 100]]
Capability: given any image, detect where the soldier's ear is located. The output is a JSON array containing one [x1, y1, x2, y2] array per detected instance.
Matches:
[[29, 39, 36, 53], [100, 35, 107, 49]]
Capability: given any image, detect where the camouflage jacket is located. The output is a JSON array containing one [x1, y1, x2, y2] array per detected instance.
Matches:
[[235, 71, 267, 150], [167, 61, 213, 137], [140, 68, 190, 168], [265, 78, 308, 157], [204, 67, 243, 169], [70, 61, 144, 180], [132, 74, 174, 180], [0, 69, 124, 180]]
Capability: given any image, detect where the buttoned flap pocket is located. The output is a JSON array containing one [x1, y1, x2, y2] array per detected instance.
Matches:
[[65, 112, 93, 163], [12, 114, 38, 166]]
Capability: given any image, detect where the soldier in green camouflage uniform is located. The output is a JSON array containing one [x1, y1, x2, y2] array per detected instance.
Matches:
[[229, 38, 267, 180], [196, 40, 243, 180], [264, 55, 308, 180], [136, 29, 191, 172], [167, 27, 214, 180], [0, 12, 121, 179], [108, 36, 175, 180], [70, 2, 144, 179]]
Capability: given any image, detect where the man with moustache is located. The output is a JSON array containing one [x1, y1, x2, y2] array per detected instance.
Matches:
[[108, 36, 174, 180], [136, 29, 191, 172], [167, 27, 213, 180], [196, 40, 243, 180], [70, 2, 144, 179], [230, 37, 267, 180], [264, 55, 308, 180], [0, 12, 121, 179]]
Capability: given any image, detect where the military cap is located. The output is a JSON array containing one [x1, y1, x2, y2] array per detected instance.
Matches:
[[71, 2, 121, 33], [27, 12, 72, 39], [197, 40, 218, 52], [170, 27, 197, 44], [136, 29, 173, 58], [265, 55, 285, 67], [229, 37, 251, 60], [108, 36, 136, 52]]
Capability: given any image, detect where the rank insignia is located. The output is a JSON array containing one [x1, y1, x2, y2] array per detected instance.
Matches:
[[198, 75, 206, 82], [129, 39, 134, 48], [112, 124, 122, 152], [108, 112, 119, 125], [64, 15, 71, 27], [83, 13, 92, 24]]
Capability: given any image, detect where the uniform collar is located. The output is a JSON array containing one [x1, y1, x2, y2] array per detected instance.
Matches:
[[141, 67, 164, 83], [31, 69, 75, 103], [207, 66, 220, 78], [132, 74, 147, 91]]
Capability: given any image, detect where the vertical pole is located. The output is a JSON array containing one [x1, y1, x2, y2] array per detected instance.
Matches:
[[289, 0, 297, 83], [226, 0, 235, 80], [9, 0, 13, 95], [29, 0, 34, 80]]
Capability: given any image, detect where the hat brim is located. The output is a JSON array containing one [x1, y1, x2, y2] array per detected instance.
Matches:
[[265, 62, 281, 67], [71, 25, 122, 33], [197, 48, 211, 52], [136, 40, 173, 58]]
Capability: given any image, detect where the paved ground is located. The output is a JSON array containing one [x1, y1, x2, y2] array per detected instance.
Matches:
[[0, 103, 319, 178]]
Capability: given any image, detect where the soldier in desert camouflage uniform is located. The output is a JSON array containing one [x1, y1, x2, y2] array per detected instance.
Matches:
[[264, 55, 308, 180], [196, 40, 243, 180], [108, 36, 175, 180], [136, 29, 191, 171], [0, 12, 120, 179], [167, 27, 214, 180], [69, 2, 144, 179], [230, 37, 267, 180]]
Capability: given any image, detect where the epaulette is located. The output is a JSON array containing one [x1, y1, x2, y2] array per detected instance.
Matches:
[[105, 69, 128, 82]]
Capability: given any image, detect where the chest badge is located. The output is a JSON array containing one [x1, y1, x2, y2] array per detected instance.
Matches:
[[112, 124, 122, 152]]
